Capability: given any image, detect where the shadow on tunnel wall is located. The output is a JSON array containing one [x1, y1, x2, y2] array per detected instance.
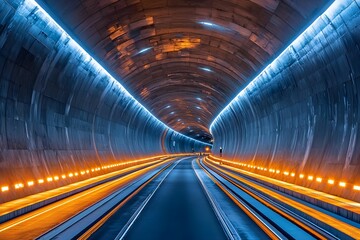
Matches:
[[0, 0, 206, 199], [210, 0, 360, 201]]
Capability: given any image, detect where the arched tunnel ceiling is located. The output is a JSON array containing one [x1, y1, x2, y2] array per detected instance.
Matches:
[[37, 0, 329, 142]]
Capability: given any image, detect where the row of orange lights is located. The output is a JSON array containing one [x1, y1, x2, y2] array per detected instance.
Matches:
[[1, 165, 115, 193], [210, 156, 360, 191], [0, 154, 180, 193]]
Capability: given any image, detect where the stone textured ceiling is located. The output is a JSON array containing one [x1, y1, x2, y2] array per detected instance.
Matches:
[[38, 0, 329, 142]]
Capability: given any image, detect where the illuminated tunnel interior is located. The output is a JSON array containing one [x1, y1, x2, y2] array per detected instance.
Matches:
[[1, 0, 360, 239], [0, 0, 209, 192]]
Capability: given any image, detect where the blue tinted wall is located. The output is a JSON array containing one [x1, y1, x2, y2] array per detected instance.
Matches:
[[211, 1, 360, 187], [0, 0, 207, 185]]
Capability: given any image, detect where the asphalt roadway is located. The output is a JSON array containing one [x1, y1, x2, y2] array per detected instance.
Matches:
[[124, 158, 227, 240]]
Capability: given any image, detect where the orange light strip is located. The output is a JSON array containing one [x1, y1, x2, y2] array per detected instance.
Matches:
[[0, 154, 191, 194], [208, 155, 358, 193], [204, 158, 360, 237], [197, 159, 281, 239]]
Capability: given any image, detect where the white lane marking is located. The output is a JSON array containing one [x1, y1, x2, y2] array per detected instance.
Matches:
[[192, 159, 239, 240], [116, 159, 185, 240]]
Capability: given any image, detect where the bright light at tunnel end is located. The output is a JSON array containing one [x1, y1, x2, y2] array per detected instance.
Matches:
[[209, 0, 342, 133], [27, 0, 211, 146]]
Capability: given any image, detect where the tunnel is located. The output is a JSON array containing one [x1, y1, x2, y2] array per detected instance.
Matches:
[[1, 0, 360, 239]]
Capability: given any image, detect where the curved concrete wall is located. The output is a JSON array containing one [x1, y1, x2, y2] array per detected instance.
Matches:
[[0, 0, 207, 186], [211, 1, 360, 190]]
